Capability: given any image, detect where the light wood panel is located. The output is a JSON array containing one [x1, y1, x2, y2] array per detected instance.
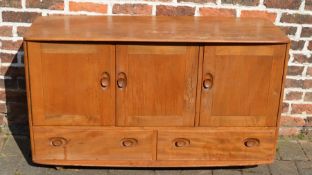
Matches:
[[116, 44, 199, 126], [33, 158, 273, 167], [33, 126, 156, 161], [199, 44, 286, 127], [157, 127, 276, 161], [23, 16, 290, 168], [27, 42, 115, 126], [23, 42, 36, 159], [195, 46, 204, 126], [24, 16, 289, 43], [31, 126, 276, 167], [273, 43, 291, 160]]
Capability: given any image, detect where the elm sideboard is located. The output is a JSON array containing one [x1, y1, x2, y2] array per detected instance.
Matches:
[[23, 16, 290, 167]]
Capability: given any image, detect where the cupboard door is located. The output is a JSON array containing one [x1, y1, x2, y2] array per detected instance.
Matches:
[[27, 43, 115, 126], [200, 45, 286, 127], [116, 45, 199, 126]]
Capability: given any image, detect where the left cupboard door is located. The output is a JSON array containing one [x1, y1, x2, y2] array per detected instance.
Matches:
[[26, 42, 115, 126]]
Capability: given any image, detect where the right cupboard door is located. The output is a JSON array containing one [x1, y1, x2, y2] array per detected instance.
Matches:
[[200, 45, 286, 127]]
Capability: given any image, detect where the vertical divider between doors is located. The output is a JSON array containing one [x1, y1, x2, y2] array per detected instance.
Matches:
[[195, 45, 204, 127], [114, 44, 117, 127]]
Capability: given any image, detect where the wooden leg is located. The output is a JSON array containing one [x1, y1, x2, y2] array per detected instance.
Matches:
[[55, 166, 64, 170]]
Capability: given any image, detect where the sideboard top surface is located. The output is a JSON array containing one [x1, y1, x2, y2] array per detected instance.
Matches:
[[24, 16, 289, 43]]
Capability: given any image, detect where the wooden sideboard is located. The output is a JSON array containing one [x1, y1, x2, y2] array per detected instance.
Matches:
[[24, 16, 290, 167]]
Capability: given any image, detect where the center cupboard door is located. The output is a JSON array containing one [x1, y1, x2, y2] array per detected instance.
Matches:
[[116, 44, 199, 126], [200, 45, 286, 127], [27, 42, 115, 126]]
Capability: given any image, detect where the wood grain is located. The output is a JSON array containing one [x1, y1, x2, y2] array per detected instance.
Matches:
[[24, 16, 289, 43], [27, 42, 115, 126], [116, 44, 198, 126], [33, 126, 156, 161], [273, 43, 290, 160], [33, 158, 274, 167], [31, 126, 276, 167], [194, 46, 204, 126], [157, 127, 276, 161], [199, 44, 286, 127], [23, 42, 36, 159], [23, 16, 289, 167]]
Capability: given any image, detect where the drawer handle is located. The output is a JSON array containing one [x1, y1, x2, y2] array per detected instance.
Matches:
[[49, 137, 68, 147], [100, 72, 110, 88], [203, 73, 213, 89], [121, 138, 138, 147], [244, 138, 260, 148], [117, 72, 127, 89], [173, 138, 190, 148]]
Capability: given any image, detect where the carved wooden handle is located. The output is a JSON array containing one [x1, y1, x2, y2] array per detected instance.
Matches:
[[203, 73, 213, 89], [49, 137, 68, 147], [100, 72, 110, 88], [173, 138, 190, 148], [121, 138, 138, 147], [117, 72, 127, 89], [244, 138, 260, 147]]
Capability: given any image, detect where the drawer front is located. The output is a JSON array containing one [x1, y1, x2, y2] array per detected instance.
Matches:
[[157, 128, 276, 161], [33, 127, 156, 161]]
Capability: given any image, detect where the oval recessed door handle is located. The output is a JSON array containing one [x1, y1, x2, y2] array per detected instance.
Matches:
[[203, 73, 213, 90], [49, 137, 68, 147], [100, 72, 110, 88], [173, 138, 190, 148], [120, 138, 138, 147], [117, 72, 127, 89], [244, 138, 260, 148]]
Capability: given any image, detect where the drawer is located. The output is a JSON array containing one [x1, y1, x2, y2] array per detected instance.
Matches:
[[157, 128, 276, 161], [33, 127, 156, 161]]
